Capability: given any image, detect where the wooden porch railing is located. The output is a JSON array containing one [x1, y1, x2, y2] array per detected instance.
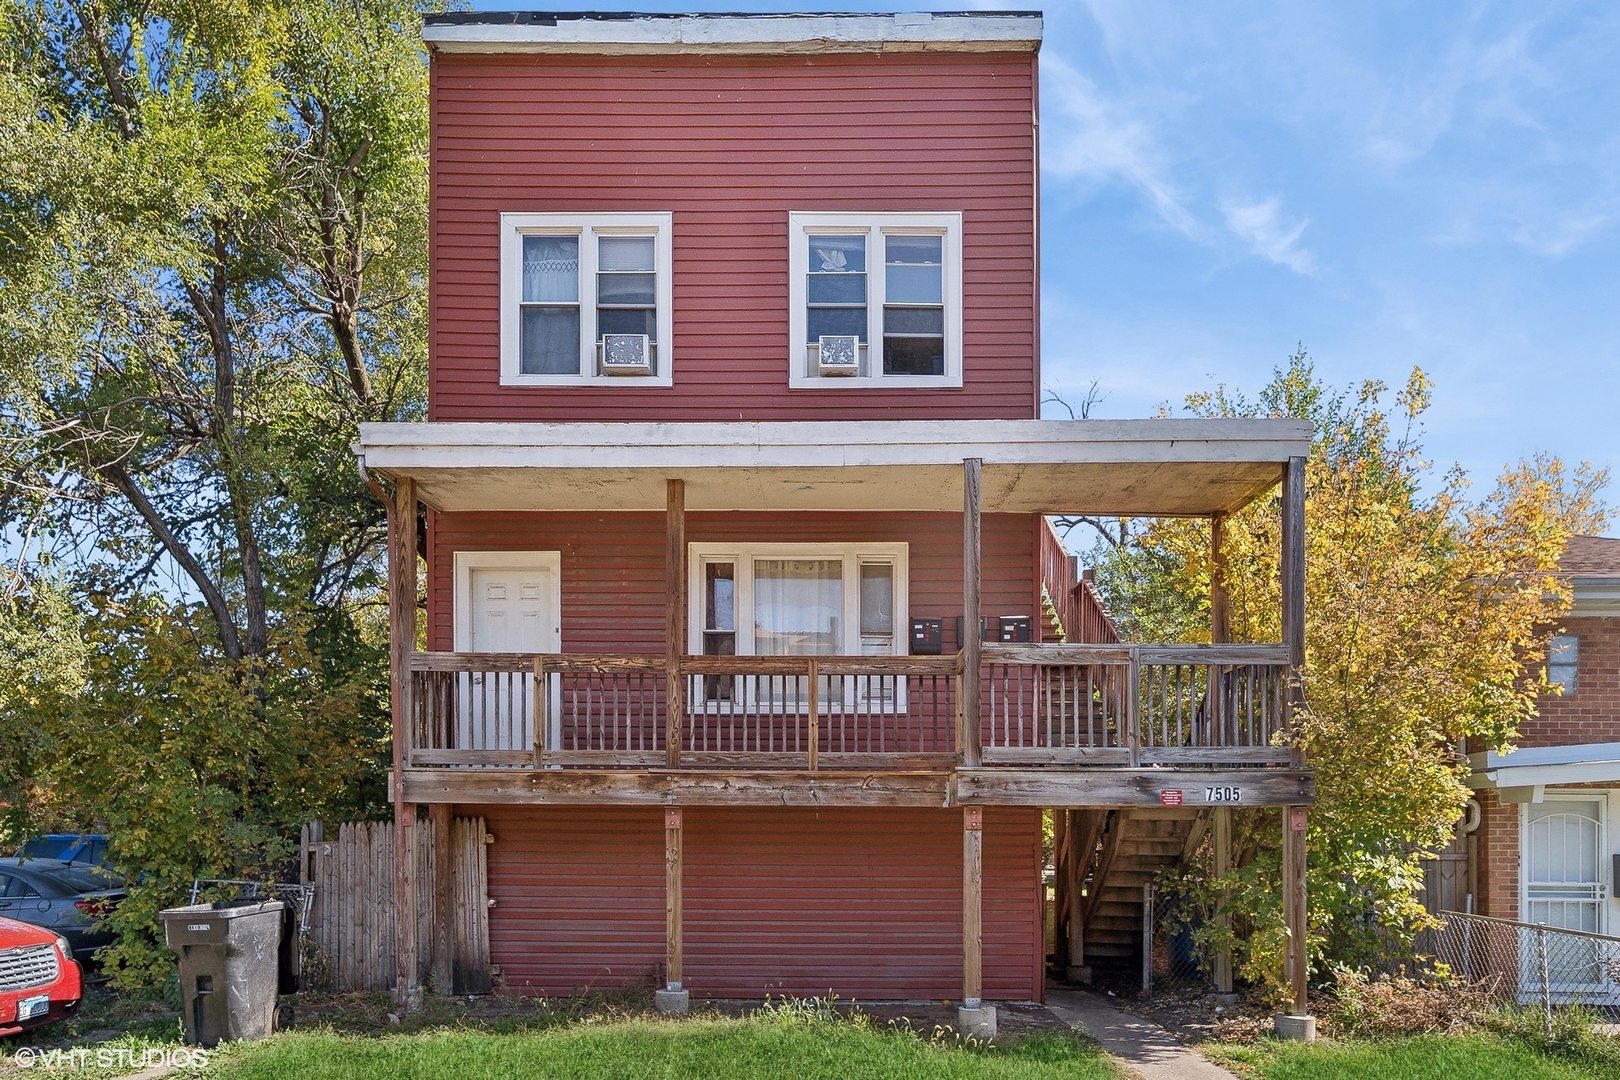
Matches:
[[980, 642, 1292, 766], [407, 643, 1293, 771]]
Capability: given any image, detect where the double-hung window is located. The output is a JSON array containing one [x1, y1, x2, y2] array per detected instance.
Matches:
[[499, 213, 674, 386], [788, 211, 963, 388], [1547, 635, 1578, 695], [689, 543, 908, 708]]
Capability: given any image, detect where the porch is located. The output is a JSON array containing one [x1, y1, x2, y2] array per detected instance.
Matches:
[[396, 643, 1312, 809], [358, 417, 1316, 1017]]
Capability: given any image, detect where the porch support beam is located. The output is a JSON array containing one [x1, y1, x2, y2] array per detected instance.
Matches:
[[1280, 456, 1306, 768], [1212, 807, 1234, 995], [1211, 513, 1231, 645], [958, 806, 995, 1036], [429, 802, 454, 995], [1210, 514, 1235, 996], [1280, 805, 1312, 1035], [400, 768, 954, 806], [1052, 809, 1069, 969], [398, 767, 1316, 808], [389, 476, 419, 1005], [962, 458, 982, 768], [1067, 808, 1103, 982], [666, 479, 686, 768], [656, 807, 689, 1014], [954, 768, 1316, 808]]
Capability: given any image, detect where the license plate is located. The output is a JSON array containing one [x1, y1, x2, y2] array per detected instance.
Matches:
[[17, 993, 50, 1021]]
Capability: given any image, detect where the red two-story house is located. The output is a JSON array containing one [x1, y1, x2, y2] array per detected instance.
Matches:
[[356, 11, 1316, 1035]]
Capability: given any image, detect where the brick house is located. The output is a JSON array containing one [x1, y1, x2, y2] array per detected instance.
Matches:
[[354, 11, 1318, 1030], [1469, 535, 1620, 934]]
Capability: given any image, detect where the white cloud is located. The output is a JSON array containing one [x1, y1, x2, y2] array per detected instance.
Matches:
[[1040, 55, 1202, 238], [1220, 197, 1316, 275]]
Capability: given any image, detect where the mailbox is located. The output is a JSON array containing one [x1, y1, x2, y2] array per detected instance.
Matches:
[[910, 617, 943, 655], [998, 615, 1033, 643]]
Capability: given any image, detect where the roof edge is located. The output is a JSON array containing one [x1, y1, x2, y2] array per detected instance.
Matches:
[[421, 11, 1045, 56]]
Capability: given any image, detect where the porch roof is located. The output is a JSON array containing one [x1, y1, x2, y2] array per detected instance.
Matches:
[[355, 418, 1311, 516]]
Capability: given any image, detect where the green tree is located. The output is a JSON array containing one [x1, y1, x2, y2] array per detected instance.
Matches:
[[0, 0, 429, 981], [1086, 351, 1609, 998]]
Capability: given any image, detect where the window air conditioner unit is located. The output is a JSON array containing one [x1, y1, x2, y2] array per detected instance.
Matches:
[[601, 334, 652, 375], [817, 334, 860, 376]]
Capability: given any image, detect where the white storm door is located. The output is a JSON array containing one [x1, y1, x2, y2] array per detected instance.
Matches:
[[1522, 799, 1609, 999], [454, 552, 561, 753]]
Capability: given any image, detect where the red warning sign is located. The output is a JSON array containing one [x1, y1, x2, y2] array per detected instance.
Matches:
[[1159, 789, 1184, 806]]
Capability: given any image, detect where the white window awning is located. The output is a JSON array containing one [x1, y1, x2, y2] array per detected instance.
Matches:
[[355, 418, 1311, 516]]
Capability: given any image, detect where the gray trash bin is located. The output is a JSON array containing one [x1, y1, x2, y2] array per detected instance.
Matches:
[[161, 900, 286, 1046]]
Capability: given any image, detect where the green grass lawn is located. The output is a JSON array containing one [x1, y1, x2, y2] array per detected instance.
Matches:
[[200, 1017, 1120, 1080], [1209, 1032, 1611, 1080]]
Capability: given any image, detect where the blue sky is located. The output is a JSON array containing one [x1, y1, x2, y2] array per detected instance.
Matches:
[[471, 2, 1620, 498]]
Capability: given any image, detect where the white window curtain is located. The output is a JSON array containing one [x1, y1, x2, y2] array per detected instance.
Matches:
[[753, 559, 842, 656]]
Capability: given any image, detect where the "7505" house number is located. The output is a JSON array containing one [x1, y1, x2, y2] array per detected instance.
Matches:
[[1204, 786, 1242, 803]]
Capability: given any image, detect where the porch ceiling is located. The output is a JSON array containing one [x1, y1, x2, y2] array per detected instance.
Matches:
[[356, 418, 1311, 516]]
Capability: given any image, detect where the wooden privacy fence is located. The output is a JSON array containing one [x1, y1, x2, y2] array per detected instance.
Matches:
[[299, 818, 491, 995]]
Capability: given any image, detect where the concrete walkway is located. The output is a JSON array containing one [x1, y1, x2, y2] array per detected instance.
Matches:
[[1046, 988, 1239, 1080]]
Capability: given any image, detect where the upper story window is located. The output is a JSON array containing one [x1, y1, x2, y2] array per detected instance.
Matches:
[[788, 212, 964, 389], [1547, 634, 1578, 695], [499, 213, 674, 386]]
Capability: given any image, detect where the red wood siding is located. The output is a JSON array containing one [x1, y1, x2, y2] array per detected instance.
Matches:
[[429, 52, 1038, 422], [482, 805, 1042, 1000], [427, 510, 1036, 652]]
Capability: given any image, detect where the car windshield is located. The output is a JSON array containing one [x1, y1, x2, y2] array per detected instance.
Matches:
[[48, 866, 122, 893]]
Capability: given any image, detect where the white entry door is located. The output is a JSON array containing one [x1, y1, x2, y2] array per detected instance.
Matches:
[[1522, 799, 1611, 1000], [454, 552, 561, 753]]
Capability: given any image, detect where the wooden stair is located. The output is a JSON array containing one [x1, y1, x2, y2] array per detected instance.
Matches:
[[1081, 809, 1204, 965]]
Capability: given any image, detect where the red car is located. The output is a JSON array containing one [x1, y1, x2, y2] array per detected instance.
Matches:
[[0, 915, 81, 1037]]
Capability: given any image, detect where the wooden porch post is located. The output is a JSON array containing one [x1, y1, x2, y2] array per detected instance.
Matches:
[[1066, 809, 1100, 982], [1210, 513, 1235, 996], [1283, 806, 1309, 1016], [1052, 810, 1068, 969], [1211, 808, 1234, 995], [962, 458, 982, 768], [1280, 456, 1306, 757], [1277, 456, 1313, 1036], [1211, 513, 1231, 645], [666, 479, 686, 768], [390, 476, 419, 1004], [962, 806, 983, 1005], [429, 803, 454, 995], [657, 807, 690, 1014]]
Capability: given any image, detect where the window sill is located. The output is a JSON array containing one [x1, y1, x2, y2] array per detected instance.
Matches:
[[788, 374, 963, 390]]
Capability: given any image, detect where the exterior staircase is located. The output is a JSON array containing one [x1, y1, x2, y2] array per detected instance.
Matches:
[[1079, 808, 1205, 967]]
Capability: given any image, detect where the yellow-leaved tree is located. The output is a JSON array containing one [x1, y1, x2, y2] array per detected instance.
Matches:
[[1085, 351, 1609, 998]]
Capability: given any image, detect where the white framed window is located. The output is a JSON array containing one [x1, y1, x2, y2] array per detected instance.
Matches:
[[688, 542, 908, 712], [688, 543, 907, 658], [1548, 635, 1579, 695], [788, 211, 964, 388], [498, 212, 674, 386]]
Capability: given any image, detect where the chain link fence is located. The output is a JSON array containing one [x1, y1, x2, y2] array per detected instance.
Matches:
[[1427, 911, 1620, 1025], [1144, 882, 1216, 998]]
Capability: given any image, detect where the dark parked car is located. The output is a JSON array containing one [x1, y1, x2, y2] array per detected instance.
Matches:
[[0, 860, 124, 967], [14, 834, 111, 868]]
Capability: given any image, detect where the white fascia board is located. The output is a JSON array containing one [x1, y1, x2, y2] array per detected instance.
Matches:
[[1571, 578, 1620, 616], [355, 418, 1312, 472], [1468, 741, 1620, 790], [422, 14, 1044, 55], [1469, 741, 1620, 772]]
